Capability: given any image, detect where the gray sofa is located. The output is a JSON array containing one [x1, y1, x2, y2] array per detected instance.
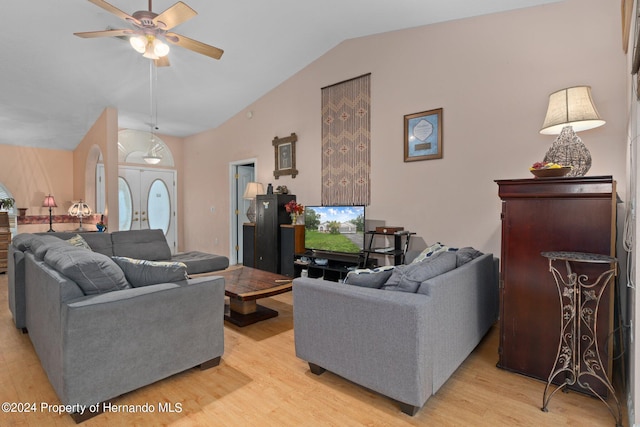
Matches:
[[9, 229, 228, 330], [10, 232, 225, 422], [293, 250, 498, 416]]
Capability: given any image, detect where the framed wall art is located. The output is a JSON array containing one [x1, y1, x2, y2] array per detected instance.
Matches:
[[273, 132, 299, 179], [404, 108, 443, 162]]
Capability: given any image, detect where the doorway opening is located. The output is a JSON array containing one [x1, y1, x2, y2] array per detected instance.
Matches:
[[229, 159, 257, 265]]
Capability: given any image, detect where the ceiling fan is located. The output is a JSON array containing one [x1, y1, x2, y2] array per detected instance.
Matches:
[[74, 0, 224, 66]]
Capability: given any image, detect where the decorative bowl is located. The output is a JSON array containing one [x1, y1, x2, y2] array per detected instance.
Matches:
[[529, 167, 572, 178]]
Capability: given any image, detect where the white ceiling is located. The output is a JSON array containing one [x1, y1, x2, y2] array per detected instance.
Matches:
[[0, 0, 560, 151]]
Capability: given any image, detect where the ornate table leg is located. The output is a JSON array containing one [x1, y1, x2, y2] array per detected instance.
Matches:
[[540, 252, 622, 427]]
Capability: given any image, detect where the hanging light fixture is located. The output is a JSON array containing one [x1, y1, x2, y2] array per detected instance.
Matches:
[[129, 34, 170, 59], [143, 60, 163, 165]]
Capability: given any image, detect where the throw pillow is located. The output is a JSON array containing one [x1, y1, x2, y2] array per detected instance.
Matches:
[[30, 235, 73, 260], [411, 242, 458, 264], [12, 233, 46, 251], [383, 251, 457, 293], [456, 247, 483, 267], [44, 247, 130, 295], [112, 256, 188, 287], [344, 265, 395, 289], [66, 234, 92, 250]]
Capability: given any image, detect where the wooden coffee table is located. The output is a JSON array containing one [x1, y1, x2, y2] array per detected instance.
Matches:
[[217, 266, 293, 327]]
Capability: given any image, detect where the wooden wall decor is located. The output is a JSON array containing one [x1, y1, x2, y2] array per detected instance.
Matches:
[[273, 133, 298, 179]]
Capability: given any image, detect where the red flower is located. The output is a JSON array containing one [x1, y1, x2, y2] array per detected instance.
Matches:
[[285, 200, 304, 215]]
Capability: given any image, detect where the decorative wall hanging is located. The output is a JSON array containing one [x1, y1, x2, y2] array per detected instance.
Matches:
[[321, 73, 371, 205], [404, 108, 443, 162], [273, 133, 298, 179]]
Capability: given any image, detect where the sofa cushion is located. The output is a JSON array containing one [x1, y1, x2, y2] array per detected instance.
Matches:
[[111, 229, 171, 261], [382, 251, 457, 293], [344, 266, 395, 289], [80, 232, 114, 256], [66, 234, 92, 250], [112, 256, 188, 287], [171, 251, 229, 274], [44, 247, 131, 295]]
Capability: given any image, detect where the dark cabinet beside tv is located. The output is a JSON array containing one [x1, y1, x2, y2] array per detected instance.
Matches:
[[255, 194, 295, 273], [495, 176, 616, 393]]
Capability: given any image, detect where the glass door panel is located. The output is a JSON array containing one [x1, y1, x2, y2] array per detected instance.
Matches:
[[118, 177, 133, 231], [147, 179, 171, 234]]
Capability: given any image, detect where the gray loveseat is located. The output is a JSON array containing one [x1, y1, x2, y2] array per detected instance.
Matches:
[[8, 232, 225, 422], [293, 249, 498, 416], [8, 229, 228, 330]]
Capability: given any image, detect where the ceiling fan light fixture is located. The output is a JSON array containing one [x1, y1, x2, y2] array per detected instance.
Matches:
[[143, 42, 159, 59], [129, 35, 146, 53], [153, 39, 170, 57]]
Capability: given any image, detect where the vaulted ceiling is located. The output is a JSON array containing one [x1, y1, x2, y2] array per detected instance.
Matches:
[[0, 0, 560, 150]]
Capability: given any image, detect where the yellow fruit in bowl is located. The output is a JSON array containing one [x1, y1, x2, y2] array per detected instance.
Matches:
[[530, 161, 568, 170]]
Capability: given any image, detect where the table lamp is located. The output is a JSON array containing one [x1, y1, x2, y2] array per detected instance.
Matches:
[[42, 194, 57, 232], [539, 86, 605, 176], [243, 182, 264, 223], [68, 200, 92, 231]]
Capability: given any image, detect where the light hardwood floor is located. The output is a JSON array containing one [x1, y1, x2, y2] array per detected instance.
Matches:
[[0, 272, 625, 426]]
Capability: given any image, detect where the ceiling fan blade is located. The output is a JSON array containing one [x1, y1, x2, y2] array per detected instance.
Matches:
[[166, 32, 224, 59], [87, 0, 138, 24], [153, 2, 197, 30], [155, 56, 171, 67], [74, 29, 133, 38]]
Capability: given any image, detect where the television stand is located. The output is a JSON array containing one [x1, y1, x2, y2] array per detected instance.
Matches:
[[294, 251, 365, 282]]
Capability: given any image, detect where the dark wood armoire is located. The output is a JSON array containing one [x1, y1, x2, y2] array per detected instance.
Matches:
[[495, 176, 617, 394], [255, 194, 295, 273]]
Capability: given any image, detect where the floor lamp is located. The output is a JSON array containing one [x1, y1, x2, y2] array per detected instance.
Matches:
[[42, 195, 57, 232]]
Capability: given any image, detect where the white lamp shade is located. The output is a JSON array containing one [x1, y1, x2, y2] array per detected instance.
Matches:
[[129, 35, 147, 53], [153, 39, 170, 57], [68, 200, 92, 218], [540, 86, 605, 135], [243, 182, 264, 199]]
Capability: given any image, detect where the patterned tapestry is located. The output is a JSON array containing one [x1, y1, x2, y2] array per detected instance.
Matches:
[[321, 73, 371, 206]]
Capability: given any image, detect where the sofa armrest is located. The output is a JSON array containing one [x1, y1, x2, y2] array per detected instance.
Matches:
[[293, 277, 433, 408], [420, 253, 498, 391], [58, 276, 225, 406]]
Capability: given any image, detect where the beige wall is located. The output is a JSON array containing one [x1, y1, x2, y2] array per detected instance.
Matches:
[[182, 0, 627, 259], [0, 144, 74, 233], [0, 108, 186, 243]]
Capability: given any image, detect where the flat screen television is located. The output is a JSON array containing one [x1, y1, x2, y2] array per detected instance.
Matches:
[[304, 205, 365, 255]]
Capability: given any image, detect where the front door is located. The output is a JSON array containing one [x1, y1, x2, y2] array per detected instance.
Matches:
[[118, 166, 177, 253]]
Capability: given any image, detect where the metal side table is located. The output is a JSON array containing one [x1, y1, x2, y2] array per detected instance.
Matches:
[[540, 251, 621, 427]]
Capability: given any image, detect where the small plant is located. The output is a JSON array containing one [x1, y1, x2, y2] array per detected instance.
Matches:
[[0, 197, 15, 211]]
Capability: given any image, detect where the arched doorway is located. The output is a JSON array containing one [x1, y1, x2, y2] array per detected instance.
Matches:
[[116, 130, 177, 252]]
